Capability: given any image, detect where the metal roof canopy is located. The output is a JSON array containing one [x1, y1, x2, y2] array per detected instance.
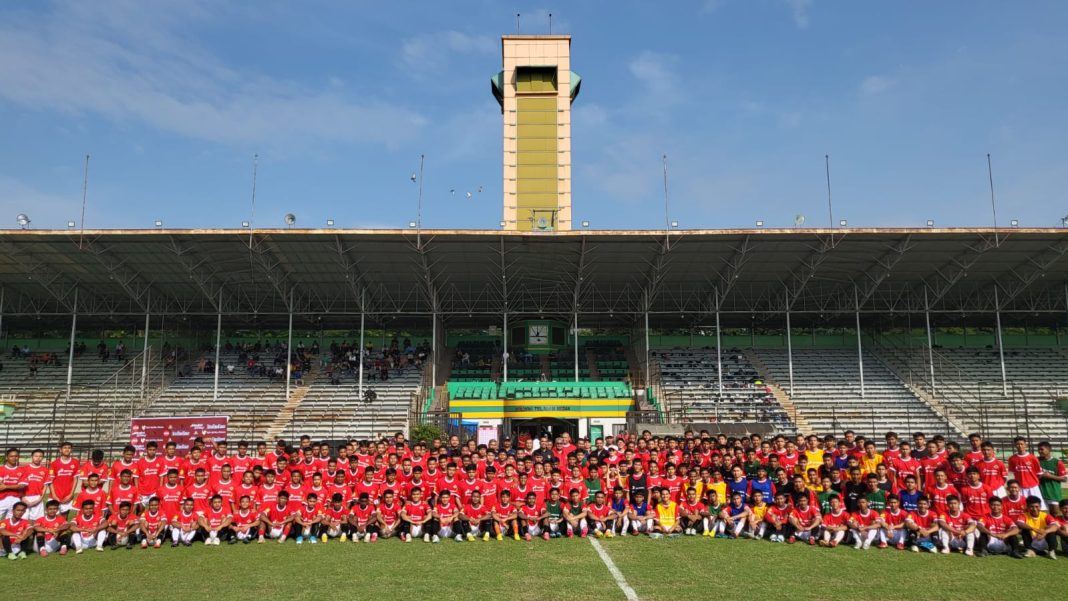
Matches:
[[0, 228, 1066, 330]]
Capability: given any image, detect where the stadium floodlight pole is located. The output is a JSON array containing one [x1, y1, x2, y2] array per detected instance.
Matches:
[[416, 154, 425, 232], [502, 311, 508, 383], [784, 287, 794, 396], [0, 287, 4, 349], [285, 289, 293, 402], [358, 290, 365, 398], [65, 288, 79, 412], [432, 310, 438, 392], [79, 154, 89, 250], [213, 290, 222, 403], [643, 290, 651, 388], [249, 153, 258, 249], [825, 154, 833, 228], [573, 312, 579, 383], [987, 153, 999, 248], [854, 285, 865, 399], [924, 286, 936, 399], [994, 285, 1007, 397], [662, 154, 671, 242]]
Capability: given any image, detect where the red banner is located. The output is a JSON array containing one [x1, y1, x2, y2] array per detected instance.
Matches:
[[130, 416, 228, 456]]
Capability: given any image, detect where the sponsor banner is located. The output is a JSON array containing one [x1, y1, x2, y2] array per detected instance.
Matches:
[[130, 416, 228, 455]]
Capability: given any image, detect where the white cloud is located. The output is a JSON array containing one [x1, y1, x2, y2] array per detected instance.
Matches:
[[0, 2, 425, 148], [859, 75, 896, 95], [783, 0, 813, 29], [400, 30, 495, 71], [628, 51, 682, 103]]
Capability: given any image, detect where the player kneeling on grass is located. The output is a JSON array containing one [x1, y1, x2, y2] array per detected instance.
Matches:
[[789, 494, 821, 545], [200, 495, 234, 546], [518, 491, 547, 541], [818, 495, 849, 547], [459, 489, 493, 541], [139, 497, 167, 549], [542, 488, 567, 539], [434, 490, 461, 541], [651, 488, 681, 539], [320, 493, 350, 543], [976, 497, 1025, 558], [108, 501, 140, 549], [905, 495, 940, 552], [231, 496, 259, 544], [171, 498, 201, 547], [294, 493, 323, 544], [626, 490, 652, 536], [607, 486, 628, 537], [678, 487, 708, 537], [0, 501, 34, 560], [400, 487, 435, 542], [562, 489, 588, 538], [348, 493, 378, 543], [747, 490, 769, 540], [849, 497, 886, 550], [34, 500, 70, 556], [765, 492, 793, 543], [1016, 495, 1059, 559], [71, 500, 107, 553], [936, 495, 977, 556], [881, 494, 910, 550], [720, 491, 752, 539], [586, 491, 612, 538], [376, 490, 402, 541], [492, 489, 521, 541], [260, 490, 294, 544]]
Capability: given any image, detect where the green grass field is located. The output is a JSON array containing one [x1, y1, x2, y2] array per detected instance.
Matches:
[[3, 535, 1066, 601]]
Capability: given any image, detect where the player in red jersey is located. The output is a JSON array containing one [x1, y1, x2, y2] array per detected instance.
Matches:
[[138, 497, 167, 549], [155, 470, 184, 520], [492, 489, 521, 540], [33, 500, 70, 556], [70, 499, 107, 553], [923, 468, 958, 515], [764, 491, 794, 543], [516, 491, 547, 541], [79, 450, 110, 491], [212, 464, 238, 509], [15, 449, 47, 522], [170, 498, 200, 547], [818, 495, 849, 547], [0, 448, 26, 520], [976, 497, 1024, 558], [136, 441, 164, 508], [848, 497, 885, 549], [48, 442, 80, 513], [789, 494, 822, 545], [108, 470, 139, 516], [0, 501, 33, 559], [906, 495, 939, 552], [327, 471, 352, 508], [260, 490, 295, 543], [230, 496, 259, 544], [200, 495, 233, 545], [585, 490, 613, 538], [959, 467, 992, 520], [434, 490, 462, 541], [399, 486, 434, 542], [320, 493, 349, 542], [375, 490, 402, 540], [354, 468, 379, 505], [159, 441, 184, 481], [292, 492, 323, 544], [881, 494, 910, 550], [256, 470, 282, 511], [976, 442, 1007, 495], [74, 474, 107, 518], [888, 442, 921, 491], [1008, 437, 1045, 509], [459, 489, 493, 541], [107, 501, 139, 549], [184, 468, 214, 515], [348, 493, 378, 543], [936, 495, 977, 555], [110, 446, 140, 487], [1001, 480, 1028, 520]]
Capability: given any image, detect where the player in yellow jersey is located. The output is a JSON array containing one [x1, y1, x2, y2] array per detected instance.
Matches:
[[651, 488, 681, 538]]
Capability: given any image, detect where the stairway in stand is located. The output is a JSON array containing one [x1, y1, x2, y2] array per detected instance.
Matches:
[[743, 349, 812, 434], [265, 378, 314, 441]]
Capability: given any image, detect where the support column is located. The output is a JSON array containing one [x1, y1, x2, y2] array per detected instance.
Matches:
[[285, 290, 293, 402], [65, 289, 79, 409], [212, 291, 222, 403], [644, 308, 651, 388], [715, 288, 723, 397], [358, 290, 365, 397], [994, 286, 1007, 397], [924, 287, 936, 398], [855, 286, 865, 398], [502, 311, 509, 382], [785, 290, 794, 396], [573, 312, 579, 383], [0, 287, 5, 345], [431, 311, 438, 390], [140, 306, 150, 400]]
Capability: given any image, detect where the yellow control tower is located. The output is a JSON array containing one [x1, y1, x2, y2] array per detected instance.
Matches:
[[492, 36, 581, 232]]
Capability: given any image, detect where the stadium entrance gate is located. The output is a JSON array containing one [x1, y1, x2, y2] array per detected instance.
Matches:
[[508, 418, 578, 444]]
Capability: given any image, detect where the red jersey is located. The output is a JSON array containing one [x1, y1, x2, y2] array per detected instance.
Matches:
[[256, 483, 282, 509], [228, 454, 253, 477], [110, 459, 139, 483], [297, 504, 320, 522], [0, 464, 24, 500], [980, 512, 1015, 535], [564, 479, 588, 502], [959, 483, 991, 519], [587, 503, 611, 520], [378, 501, 401, 525], [661, 476, 684, 501], [34, 514, 67, 542], [977, 458, 1007, 490], [908, 509, 937, 530], [47, 457, 80, 500], [924, 483, 958, 515], [964, 450, 985, 466], [232, 508, 259, 527], [946, 467, 969, 491], [354, 480, 379, 502], [74, 487, 106, 515], [205, 507, 231, 529], [404, 501, 431, 522], [323, 505, 348, 522], [136, 455, 165, 496], [108, 484, 139, 513], [765, 505, 791, 524], [156, 483, 185, 518], [284, 482, 309, 504], [1000, 494, 1027, 520], [73, 512, 104, 531], [1007, 453, 1041, 489], [160, 455, 184, 479], [184, 481, 214, 514], [173, 510, 198, 529], [890, 456, 921, 488], [140, 510, 167, 531], [463, 501, 491, 521], [939, 510, 973, 530], [679, 500, 705, 517], [0, 516, 31, 541], [821, 509, 850, 528], [21, 463, 48, 497], [109, 512, 137, 531], [378, 480, 402, 500], [350, 504, 375, 527], [458, 479, 482, 504], [792, 505, 821, 527], [263, 503, 292, 524], [882, 508, 909, 528], [78, 461, 110, 483]]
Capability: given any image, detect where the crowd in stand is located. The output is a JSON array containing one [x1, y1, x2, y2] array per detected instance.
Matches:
[[0, 430, 1065, 560]]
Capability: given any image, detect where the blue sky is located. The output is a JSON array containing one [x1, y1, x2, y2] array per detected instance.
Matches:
[[1, 0, 1066, 230]]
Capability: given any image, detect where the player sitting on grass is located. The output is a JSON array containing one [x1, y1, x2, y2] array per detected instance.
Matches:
[[434, 490, 461, 542], [562, 488, 588, 538], [201, 495, 233, 546], [976, 497, 1025, 558], [881, 494, 909, 550], [906, 495, 939, 552], [492, 489, 521, 541], [320, 493, 349, 542], [818, 495, 849, 547], [107, 501, 139, 549], [651, 488, 681, 539], [71, 499, 107, 553], [0, 501, 33, 560], [1016, 495, 1059, 559], [678, 487, 707, 536], [138, 497, 167, 549], [764, 492, 793, 543], [260, 490, 294, 544], [586, 491, 612, 538], [460, 489, 492, 541], [849, 497, 885, 550], [721, 490, 752, 539], [399, 486, 434, 542], [518, 491, 547, 541], [348, 493, 377, 543], [231, 496, 260, 544], [936, 495, 977, 556], [171, 498, 200, 547], [293, 492, 322, 544], [789, 494, 821, 545], [34, 500, 70, 556]]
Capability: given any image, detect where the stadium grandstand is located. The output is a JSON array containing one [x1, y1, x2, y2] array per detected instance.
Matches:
[[0, 226, 1067, 452]]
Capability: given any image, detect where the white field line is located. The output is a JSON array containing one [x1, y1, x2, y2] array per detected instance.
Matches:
[[588, 536, 640, 601]]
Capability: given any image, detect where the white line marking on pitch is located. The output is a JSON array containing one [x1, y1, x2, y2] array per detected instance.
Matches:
[[588, 537, 640, 601]]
